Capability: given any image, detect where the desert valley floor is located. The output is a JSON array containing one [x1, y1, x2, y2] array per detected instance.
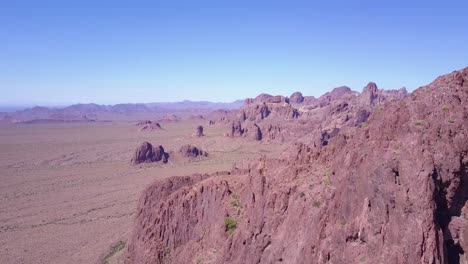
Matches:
[[0, 121, 285, 264]]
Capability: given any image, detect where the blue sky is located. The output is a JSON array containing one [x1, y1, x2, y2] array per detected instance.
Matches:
[[1, 0, 467, 105]]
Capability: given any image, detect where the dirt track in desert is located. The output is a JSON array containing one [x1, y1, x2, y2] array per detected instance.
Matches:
[[0, 121, 284, 264]]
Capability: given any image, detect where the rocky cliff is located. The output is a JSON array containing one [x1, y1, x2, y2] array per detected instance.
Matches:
[[127, 68, 468, 263]]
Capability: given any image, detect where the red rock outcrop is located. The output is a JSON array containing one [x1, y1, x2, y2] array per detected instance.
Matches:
[[318, 86, 357, 106], [195, 125, 204, 137], [229, 121, 245, 137], [137, 120, 162, 132], [228, 83, 407, 144], [179, 144, 208, 158], [238, 103, 299, 124], [245, 93, 290, 105], [131, 142, 169, 164], [289, 92, 305, 104], [249, 124, 262, 141], [127, 67, 468, 263], [360, 82, 408, 106]]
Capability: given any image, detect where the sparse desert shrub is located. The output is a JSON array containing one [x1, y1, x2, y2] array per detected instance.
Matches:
[[323, 168, 332, 186], [339, 219, 346, 228], [312, 200, 321, 207], [102, 241, 126, 264], [230, 193, 240, 208], [224, 217, 237, 234]]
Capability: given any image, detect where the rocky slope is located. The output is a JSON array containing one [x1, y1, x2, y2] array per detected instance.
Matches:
[[221, 82, 408, 144], [126, 68, 468, 263]]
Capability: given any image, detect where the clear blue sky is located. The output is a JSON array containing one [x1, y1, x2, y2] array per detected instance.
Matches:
[[1, 0, 467, 106]]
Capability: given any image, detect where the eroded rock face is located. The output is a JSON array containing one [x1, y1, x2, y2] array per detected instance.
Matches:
[[245, 93, 290, 104], [320, 86, 356, 105], [240, 103, 271, 122], [249, 124, 262, 141], [290, 92, 305, 104], [230, 121, 244, 137], [127, 67, 468, 263], [131, 142, 168, 164], [179, 144, 208, 158], [360, 82, 408, 106], [227, 82, 408, 144]]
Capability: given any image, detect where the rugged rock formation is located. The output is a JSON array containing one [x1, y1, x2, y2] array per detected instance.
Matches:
[[229, 121, 245, 137], [227, 82, 407, 144], [127, 68, 468, 263], [131, 142, 169, 164], [195, 125, 204, 137], [250, 124, 262, 141], [360, 82, 408, 106], [245, 93, 289, 105], [137, 120, 162, 132], [289, 91, 305, 104], [239, 103, 270, 122], [179, 144, 208, 158], [238, 103, 299, 123], [244, 124, 263, 141]]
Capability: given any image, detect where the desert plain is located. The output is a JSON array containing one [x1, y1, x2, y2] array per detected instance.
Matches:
[[0, 120, 284, 264]]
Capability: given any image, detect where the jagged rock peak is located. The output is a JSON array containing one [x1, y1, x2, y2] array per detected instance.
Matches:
[[289, 92, 304, 104]]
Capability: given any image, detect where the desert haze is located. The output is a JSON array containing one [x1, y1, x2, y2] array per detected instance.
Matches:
[[1, 68, 467, 263]]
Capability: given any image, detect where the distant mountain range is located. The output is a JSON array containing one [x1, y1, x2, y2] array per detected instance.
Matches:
[[0, 100, 244, 123]]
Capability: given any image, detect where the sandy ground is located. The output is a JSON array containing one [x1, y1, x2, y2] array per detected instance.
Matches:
[[0, 121, 285, 264]]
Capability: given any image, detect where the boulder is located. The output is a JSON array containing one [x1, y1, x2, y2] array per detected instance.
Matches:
[[179, 144, 208, 158], [195, 125, 204, 137], [289, 92, 304, 104], [131, 142, 168, 164]]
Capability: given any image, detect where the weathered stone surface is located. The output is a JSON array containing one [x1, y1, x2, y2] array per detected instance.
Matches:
[[131, 142, 168, 164], [249, 124, 262, 141], [245, 93, 290, 104], [229, 121, 244, 137], [179, 144, 208, 158], [289, 92, 305, 104], [127, 68, 468, 264]]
